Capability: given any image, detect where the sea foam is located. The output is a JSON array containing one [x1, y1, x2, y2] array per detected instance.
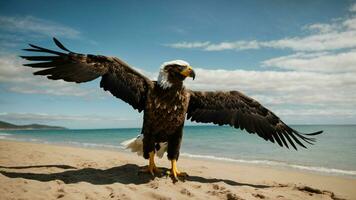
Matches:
[[180, 152, 356, 176], [66, 141, 124, 149], [0, 133, 13, 139]]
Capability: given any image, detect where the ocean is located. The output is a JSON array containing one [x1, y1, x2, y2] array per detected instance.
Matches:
[[1, 125, 355, 178]]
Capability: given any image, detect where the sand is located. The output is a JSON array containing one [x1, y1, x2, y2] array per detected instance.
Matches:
[[0, 140, 355, 200]]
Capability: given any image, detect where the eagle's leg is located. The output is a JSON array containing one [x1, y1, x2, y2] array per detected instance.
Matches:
[[140, 151, 161, 176], [169, 159, 188, 180], [166, 132, 188, 181]]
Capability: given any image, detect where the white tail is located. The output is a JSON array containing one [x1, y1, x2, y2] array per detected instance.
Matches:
[[120, 135, 167, 158], [156, 142, 168, 158]]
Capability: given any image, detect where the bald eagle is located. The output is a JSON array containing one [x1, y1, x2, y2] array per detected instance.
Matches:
[[21, 38, 322, 182]]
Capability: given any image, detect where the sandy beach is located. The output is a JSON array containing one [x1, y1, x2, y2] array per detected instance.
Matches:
[[0, 140, 355, 200]]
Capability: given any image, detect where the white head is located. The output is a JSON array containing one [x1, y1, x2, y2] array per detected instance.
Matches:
[[157, 60, 195, 89]]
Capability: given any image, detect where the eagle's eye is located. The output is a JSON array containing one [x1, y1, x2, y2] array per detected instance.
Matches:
[[165, 64, 185, 73], [175, 65, 186, 70]]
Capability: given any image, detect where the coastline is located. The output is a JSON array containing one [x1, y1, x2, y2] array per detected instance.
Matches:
[[1, 130, 355, 179], [0, 140, 355, 199]]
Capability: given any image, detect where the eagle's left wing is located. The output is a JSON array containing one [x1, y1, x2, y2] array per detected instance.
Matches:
[[21, 38, 152, 112], [187, 90, 322, 150]]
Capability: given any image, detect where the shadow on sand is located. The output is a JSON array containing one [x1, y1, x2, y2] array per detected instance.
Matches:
[[0, 164, 270, 188], [0, 165, 76, 170]]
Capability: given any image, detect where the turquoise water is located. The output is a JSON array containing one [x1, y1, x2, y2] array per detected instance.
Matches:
[[1, 125, 355, 177]]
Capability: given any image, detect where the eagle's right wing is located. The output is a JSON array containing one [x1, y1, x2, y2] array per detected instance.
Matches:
[[187, 90, 322, 150], [21, 38, 152, 112]]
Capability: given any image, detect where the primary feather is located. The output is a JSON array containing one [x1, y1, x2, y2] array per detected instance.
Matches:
[[22, 38, 152, 112]]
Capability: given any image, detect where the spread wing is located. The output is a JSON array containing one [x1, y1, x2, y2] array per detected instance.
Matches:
[[21, 38, 152, 112], [187, 91, 322, 150]]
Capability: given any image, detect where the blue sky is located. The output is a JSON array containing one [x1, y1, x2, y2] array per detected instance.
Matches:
[[0, 0, 355, 128]]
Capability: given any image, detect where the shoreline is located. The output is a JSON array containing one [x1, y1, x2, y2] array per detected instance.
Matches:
[[1, 137, 355, 179], [1, 140, 355, 199]]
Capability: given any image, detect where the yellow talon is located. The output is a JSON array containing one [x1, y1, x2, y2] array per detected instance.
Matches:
[[169, 159, 188, 182], [140, 151, 161, 175]]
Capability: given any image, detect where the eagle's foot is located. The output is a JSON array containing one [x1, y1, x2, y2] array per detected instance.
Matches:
[[139, 164, 162, 176], [167, 159, 188, 183], [139, 151, 161, 176]]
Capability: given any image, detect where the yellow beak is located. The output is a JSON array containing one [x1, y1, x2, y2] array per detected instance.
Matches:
[[180, 66, 196, 80]]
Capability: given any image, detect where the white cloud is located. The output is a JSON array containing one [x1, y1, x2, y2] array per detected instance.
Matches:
[[204, 40, 260, 51], [0, 15, 84, 48], [0, 15, 80, 39], [343, 17, 356, 30], [167, 5, 356, 52], [262, 51, 356, 73], [167, 41, 260, 50], [0, 54, 103, 97], [167, 41, 211, 49], [304, 23, 336, 33], [350, 3, 356, 12], [168, 27, 356, 52], [185, 68, 356, 108], [272, 108, 356, 124], [274, 108, 356, 117]]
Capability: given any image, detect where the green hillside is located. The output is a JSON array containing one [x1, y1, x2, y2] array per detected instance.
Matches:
[[0, 120, 66, 130]]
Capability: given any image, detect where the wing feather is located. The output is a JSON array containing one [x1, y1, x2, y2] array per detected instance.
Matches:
[[21, 38, 152, 112], [187, 91, 322, 150]]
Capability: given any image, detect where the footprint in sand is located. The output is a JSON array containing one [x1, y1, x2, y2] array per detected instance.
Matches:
[[192, 184, 201, 189], [147, 181, 159, 189], [252, 193, 265, 199], [180, 188, 193, 197], [226, 193, 244, 200], [148, 192, 171, 200], [105, 186, 115, 198], [56, 188, 65, 199], [207, 184, 244, 200], [80, 162, 98, 168], [294, 185, 344, 200]]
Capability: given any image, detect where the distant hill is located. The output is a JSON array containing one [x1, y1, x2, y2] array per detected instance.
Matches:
[[0, 120, 67, 130]]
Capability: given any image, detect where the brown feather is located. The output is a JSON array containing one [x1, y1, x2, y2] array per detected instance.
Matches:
[[21, 38, 152, 112], [187, 90, 322, 150]]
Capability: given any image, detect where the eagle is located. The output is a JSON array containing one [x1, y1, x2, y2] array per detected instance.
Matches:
[[21, 38, 322, 182]]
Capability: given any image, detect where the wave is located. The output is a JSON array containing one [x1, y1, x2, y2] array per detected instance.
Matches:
[[180, 153, 356, 176], [0, 133, 13, 139], [0, 133, 13, 136], [0, 137, 40, 142], [66, 141, 124, 149]]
